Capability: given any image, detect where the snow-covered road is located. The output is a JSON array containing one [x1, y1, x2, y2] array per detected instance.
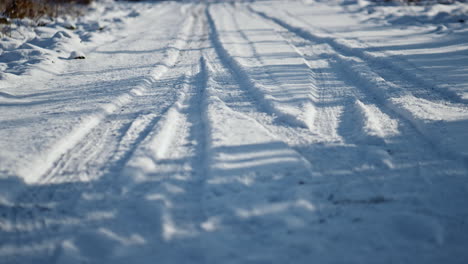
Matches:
[[1, 0, 468, 263]]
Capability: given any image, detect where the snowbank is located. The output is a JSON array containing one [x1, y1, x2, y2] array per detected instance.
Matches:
[[0, 0, 133, 86]]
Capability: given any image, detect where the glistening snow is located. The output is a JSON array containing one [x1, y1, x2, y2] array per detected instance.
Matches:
[[0, 0, 467, 263]]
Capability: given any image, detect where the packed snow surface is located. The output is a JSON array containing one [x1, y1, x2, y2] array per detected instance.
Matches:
[[1, 0, 468, 263]]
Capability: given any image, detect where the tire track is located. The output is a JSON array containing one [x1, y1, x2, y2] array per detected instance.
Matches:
[[205, 6, 468, 246], [246, 2, 463, 172], [206, 5, 323, 168], [208, 4, 468, 193], [250, 6, 467, 105], [248, 6, 468, 163], [201, 40, 324, 260], [34, 5, 200, 184], [116, 18, 211, 256], [66, 6, 212, 260], [244, 3, 468, 235], [207, 4, 385, 176], [206, 6, 315, 130], [2, 6, 203, 263], [204, 7, 336, 238], [19, 5, 196, 185], [246, 6, 468, 256], [286, 6, 467, 104], [206, 4, 373, 184], [206, 1, 380, 196], [228, 5, 317, 131]]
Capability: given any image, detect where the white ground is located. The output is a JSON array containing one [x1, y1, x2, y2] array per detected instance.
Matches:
[[1, 0, 468, 263]]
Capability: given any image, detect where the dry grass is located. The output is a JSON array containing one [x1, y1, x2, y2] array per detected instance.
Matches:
[[0, 0, 92, 20], [0, 0, 93, 37]]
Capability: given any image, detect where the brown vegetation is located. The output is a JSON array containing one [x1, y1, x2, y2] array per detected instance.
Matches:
[[0, 0, 93, 37], [0, 0, 93, 20]]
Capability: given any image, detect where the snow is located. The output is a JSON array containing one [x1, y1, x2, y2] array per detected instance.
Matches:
[[1, 0, 468, 263]]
